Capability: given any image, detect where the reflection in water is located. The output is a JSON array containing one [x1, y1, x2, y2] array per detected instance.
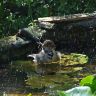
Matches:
[[3, 93, 48, 96], [3, 92, 27, 96]]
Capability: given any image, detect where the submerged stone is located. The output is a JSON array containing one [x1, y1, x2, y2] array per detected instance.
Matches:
[[26, 74, 75, 90]]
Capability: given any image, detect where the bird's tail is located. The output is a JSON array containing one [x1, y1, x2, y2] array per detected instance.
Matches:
[[27, 54, 37, 64]]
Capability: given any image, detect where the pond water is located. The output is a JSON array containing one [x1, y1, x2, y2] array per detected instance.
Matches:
[[0, 53, 95, 96]]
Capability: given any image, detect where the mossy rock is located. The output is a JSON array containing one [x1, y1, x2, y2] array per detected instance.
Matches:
[[0, 35, 39, 62], [60, 53, 88, 66]]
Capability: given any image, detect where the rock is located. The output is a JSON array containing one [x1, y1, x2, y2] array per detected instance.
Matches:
[[37, 12, 96, 57], [0, 23, 46, 64], [0, 35, 40, 63], [38, 12, 96, 22]]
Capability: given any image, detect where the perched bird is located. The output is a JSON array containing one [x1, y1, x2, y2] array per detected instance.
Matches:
[[28, 40, 61, 65]]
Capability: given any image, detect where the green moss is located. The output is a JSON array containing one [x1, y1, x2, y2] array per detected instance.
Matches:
[[60, 53, 88, 66]]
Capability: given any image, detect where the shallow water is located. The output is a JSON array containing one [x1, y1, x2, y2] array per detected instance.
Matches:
[[0, 53, 95, 96]]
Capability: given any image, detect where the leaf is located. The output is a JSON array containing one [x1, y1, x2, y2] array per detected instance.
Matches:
[[27, 93, 32, 96], [57, 90, 66, 96], [80, 75, 94, 85], [80, 75, 96, 93]]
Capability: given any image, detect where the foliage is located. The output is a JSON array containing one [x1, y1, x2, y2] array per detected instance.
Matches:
[[80, 75, 96, 93], [0, 0, 96, 37], [27, 93, 33, 96]]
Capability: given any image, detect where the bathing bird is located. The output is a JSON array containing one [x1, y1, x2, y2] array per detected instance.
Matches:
[[28, 40, 61, 65]]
